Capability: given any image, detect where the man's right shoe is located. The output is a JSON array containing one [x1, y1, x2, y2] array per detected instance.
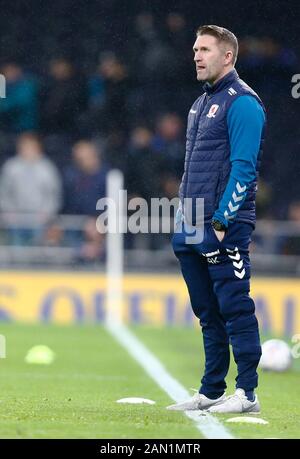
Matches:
[[166, 391, 226, 411], [207, 389, 260, 414]]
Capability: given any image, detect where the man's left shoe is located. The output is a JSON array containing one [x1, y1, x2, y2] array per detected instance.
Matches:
[[207, 389, 260, 414]]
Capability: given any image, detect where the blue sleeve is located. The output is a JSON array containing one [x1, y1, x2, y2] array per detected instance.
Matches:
[[213, 95, 265, 227]]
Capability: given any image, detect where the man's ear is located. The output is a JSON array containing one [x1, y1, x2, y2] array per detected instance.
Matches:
[[224, 50, 234, 66]]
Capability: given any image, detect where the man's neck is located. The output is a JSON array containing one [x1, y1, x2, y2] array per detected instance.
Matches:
[[207, 67, 234, 86]]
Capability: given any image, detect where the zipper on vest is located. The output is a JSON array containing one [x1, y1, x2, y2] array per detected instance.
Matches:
[[205, 94, 211, 105]]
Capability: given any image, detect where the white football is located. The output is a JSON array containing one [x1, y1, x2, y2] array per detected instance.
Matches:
[[259, 339, 292, 372]]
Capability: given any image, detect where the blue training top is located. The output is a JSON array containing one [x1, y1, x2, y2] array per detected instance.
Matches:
[[213, 95, 266, 227]]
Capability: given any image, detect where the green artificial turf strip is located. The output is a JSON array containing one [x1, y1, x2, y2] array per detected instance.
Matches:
[[0, 323, 201, 439], [1, 323, 299, 439]]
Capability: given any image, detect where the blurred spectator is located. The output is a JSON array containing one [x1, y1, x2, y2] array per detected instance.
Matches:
[[238, 37, 298, 94], [125, 126, 163, 201], [0, 61, 39, 133], [75, 216, 105, 263], [256, 178, 273, 219], [40, 57, 87, 135], [102, 129, 128, 171], [161, 175, 181, 200], [165, 13, 188, 46], [163, 13, 192, 86], [281, 202, 300, 255], [239, 37, 298, 71], [0, 132, 62, 245], [152, 113, 185, 179], [288, 201, 300, 222], [63, 140, 108, 215], [87, 52, 131, 135], [43, 218, 64, 247], [130, 12, 172, 86], [127, 12, 178, 119]]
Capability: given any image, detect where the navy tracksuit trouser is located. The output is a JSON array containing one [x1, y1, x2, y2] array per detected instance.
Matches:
[[172, 221, 262, 398]]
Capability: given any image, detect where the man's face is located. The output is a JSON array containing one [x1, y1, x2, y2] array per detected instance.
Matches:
[[73, 143, 100, 173], [17, 138, 42, 161], [193, 34, 228, 84]]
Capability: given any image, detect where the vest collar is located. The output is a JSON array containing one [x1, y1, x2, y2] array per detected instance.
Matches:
[[202, 69, 239, 96]]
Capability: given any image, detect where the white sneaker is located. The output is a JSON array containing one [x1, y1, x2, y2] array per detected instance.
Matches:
[[166, 390, 227, 411], [207, 389, 260, 414]]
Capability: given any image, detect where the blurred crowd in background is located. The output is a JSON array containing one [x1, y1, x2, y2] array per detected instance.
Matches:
[[0, 0, 300, 263]]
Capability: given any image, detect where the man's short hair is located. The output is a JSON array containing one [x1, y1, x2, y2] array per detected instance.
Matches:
[[196, 25, 238, 65]]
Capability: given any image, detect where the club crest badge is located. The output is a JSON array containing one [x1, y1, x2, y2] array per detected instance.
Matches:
[[206, 104, 219, 118]]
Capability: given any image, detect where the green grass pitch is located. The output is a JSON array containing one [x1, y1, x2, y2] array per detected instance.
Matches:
[[0, 323, 299, 438]]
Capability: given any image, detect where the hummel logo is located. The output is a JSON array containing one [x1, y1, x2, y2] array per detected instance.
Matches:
[[224, 211, 234, 221], [229, 252, 241, 261], [228, 87, 237, 96], [232, 191, 244, 203], [226, 248, 237, 254], [228, 201, 239, 213], [236, 182, 246, 193], [224, 182, 247, 221], [226, 247, 245, 278], [233, 260, 243, 270], [234, 268, 245, 279]]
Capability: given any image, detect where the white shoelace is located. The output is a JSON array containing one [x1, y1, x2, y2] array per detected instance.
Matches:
[[225, 390, 248, 404]]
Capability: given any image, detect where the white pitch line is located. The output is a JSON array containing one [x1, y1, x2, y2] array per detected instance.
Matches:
[[106, 322, 233, 439]]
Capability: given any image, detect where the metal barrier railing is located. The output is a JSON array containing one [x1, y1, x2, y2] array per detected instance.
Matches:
[[0, 214, 299, 274]]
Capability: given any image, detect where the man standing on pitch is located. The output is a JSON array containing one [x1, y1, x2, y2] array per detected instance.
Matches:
[[168, 25, 266, 414]]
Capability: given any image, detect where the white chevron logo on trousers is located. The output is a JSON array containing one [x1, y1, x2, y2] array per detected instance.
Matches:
[[226, 247, 237, 254], [234, 268, 245, 279], [226, 247, 245, 279], [228, 251, 240, 261], [233, 260, 243, 269]]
